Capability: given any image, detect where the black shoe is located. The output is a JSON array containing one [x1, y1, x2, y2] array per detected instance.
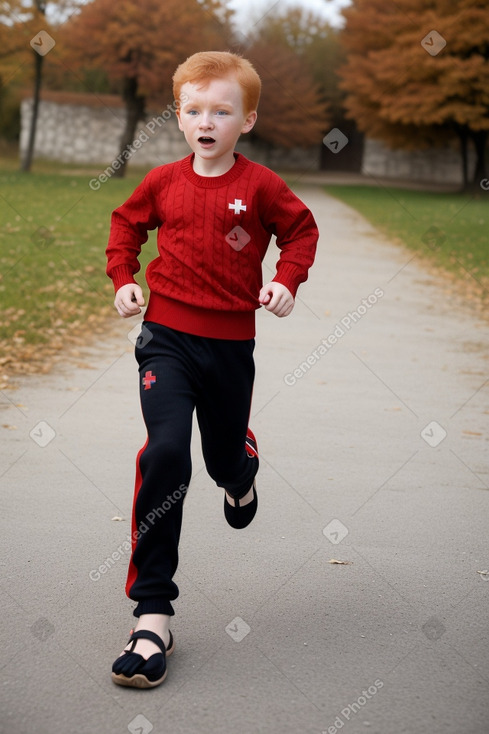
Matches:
[[224, 482, 258, 529], [111, 629, 174, 688]]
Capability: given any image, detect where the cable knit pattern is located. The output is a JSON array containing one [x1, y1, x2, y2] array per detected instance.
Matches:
[[106, 153, 318, 339]]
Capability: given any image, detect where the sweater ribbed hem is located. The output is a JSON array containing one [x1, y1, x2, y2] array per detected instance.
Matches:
[[108, 264, 138, 293], [145, 293, 256, 340], [273, 262, 307, 298]]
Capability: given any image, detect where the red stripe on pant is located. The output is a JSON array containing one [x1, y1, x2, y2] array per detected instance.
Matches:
[[125, 438, 148, 598]]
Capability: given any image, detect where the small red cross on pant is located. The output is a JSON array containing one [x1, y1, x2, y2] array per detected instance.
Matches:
[[143, 370, 156, 390]]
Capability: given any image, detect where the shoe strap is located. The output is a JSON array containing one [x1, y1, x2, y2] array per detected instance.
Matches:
[[129, 629, 166, 654], [234, 481, 256, 506]]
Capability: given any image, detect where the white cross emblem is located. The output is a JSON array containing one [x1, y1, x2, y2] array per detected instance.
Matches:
[[229, 198, 247, 214]]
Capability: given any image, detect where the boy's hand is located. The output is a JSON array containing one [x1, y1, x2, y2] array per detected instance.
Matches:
[[114, 283, 145, 318], [258, 282, 294, 318]]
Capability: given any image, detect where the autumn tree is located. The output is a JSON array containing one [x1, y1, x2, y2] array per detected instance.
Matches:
[[20, 1, 48, 172], [248, 6, 342, 117], [0, 7, 23, 139], [0, 1, 83, 169], [245, 41, 328, 151], [234, 7, 331, 151], [63, 0, 232, 177], [0, 1, 52, 170], [339, 0, 489, 189]]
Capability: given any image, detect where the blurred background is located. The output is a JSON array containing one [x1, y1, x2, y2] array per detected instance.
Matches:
[[1, 0, 487, 187]]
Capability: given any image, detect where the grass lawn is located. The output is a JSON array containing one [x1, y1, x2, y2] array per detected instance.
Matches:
[[0, 158, 158, 378], [324, 185, 489, 300], [1, 157, 488, 380]]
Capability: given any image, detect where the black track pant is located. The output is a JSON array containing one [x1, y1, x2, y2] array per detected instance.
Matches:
[[126, 322, 258, 617]]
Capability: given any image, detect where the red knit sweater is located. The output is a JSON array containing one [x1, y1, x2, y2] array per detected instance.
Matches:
[[106, 153, 318, 339]]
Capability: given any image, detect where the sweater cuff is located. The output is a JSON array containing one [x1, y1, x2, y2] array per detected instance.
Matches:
[[108, 265, 138, 293], [272, 263, 306, 299]]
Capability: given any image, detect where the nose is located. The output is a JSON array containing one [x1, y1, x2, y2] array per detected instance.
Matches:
[[199, 112, 214, 130]]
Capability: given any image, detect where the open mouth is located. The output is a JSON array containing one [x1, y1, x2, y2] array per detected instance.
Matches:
[[198, 136, 216, 145]]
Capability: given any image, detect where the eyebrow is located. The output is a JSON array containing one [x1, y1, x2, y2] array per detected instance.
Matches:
[[181, 99, 235, 109]]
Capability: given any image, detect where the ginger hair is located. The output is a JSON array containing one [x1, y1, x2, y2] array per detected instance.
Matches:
[[173, 51, 261, 114]]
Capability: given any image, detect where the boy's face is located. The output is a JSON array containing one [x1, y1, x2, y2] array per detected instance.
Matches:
[[176, 76, 257, 166]]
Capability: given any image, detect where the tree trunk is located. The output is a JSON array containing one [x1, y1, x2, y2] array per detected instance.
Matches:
[[470, 129, 487, 190], [456, 126, 469, 191], [113, 76, 146, 178], [20, 50, 43, 172]]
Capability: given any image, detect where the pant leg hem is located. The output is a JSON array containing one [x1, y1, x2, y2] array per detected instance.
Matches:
[[133, 599, 175, 617], [218, 456, 259, 500]]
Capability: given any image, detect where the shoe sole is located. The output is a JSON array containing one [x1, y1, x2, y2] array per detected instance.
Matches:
[[111, 668, 168, 688]]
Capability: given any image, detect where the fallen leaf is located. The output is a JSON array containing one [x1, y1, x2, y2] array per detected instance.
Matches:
[[476, 569, 488, 576], [329, 559, 353, 565], [111, 516, 125, 522]]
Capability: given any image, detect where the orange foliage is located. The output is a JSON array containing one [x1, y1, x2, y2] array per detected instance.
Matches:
[[63, 0, 231, 101], [339, 0, 489, 147], [247, 41, 328, 148]]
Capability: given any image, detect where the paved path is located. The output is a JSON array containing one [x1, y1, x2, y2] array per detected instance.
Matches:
[[1, 186, 488, 734]]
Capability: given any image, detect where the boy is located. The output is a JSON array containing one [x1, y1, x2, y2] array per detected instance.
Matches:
[[106, 51, 318, 688]]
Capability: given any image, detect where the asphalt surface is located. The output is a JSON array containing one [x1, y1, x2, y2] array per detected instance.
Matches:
[[1, 185, 488, 734]]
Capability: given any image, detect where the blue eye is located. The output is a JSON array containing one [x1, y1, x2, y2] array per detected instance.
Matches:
[[187, 110, 198, 116], [216, 110, 229, 116]]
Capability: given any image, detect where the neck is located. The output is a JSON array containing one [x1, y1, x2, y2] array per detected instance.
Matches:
[[192, 151, 236, 177]]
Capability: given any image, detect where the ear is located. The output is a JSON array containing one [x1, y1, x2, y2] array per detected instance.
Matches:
[[241, 111, 257, 134], [176, 108, 184, 132]]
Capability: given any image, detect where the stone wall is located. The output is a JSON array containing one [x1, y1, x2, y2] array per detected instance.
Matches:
[[235, 139, 320, 171], [362, 138, 474, 186], [20, 92, 472, 184], [20, 92, 189, 167], [19, 91, 321, 172]]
